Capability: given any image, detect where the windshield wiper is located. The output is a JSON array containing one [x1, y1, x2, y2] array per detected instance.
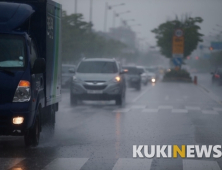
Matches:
[[0, 67, 14, 75]]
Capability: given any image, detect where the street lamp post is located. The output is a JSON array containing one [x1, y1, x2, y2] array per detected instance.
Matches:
[[74, 0, 78, 14], [103, 3, 125, 32], [113, 10, 130, 28], [127, 24, 141, 30], [121, 19, 135, 26], [89, 0, 93, 23]]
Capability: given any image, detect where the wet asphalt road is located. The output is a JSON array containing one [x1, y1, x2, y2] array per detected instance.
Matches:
[[1, 75, 222, 170]]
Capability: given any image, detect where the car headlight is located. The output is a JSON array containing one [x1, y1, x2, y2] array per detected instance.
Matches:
[[115, 76, 121, 82], [151, 78, 156, 83], [13, 80, 31, 102], [110, 76, 121, 83]]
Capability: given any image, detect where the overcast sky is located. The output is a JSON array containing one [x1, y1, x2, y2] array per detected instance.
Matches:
[[54, 0, 222, 46]]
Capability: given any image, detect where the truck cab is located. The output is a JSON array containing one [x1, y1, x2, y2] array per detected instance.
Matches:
[[0, 0, 62, 147]]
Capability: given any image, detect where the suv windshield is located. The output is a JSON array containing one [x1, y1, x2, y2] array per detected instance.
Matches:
[[0, 34, 26, 68], [77, 61, 118, 73]]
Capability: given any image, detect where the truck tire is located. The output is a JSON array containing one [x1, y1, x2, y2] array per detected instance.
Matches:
[[70, 93, 78, 106], [48, 107, 55, 135], [24, 113, 40, 147]]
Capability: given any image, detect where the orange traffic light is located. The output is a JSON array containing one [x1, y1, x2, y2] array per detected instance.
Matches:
[[209, 47, 213, 51]]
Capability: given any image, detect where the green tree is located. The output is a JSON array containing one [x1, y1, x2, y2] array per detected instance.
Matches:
[[61, 12, 127, 63], [151, 16, 204, 59]]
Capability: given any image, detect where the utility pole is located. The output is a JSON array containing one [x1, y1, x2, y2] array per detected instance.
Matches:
[[74, 0, 78, 14], [103, 2, 108, 32], [89, 0, 93, 23], [113, 11, 116, 28]]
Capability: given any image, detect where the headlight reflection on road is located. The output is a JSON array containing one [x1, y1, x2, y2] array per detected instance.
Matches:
[[115, 112, 121, 158], [11, 168, 23, 170]]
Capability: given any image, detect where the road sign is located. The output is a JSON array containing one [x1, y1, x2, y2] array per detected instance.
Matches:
[[174, 29, 183, 37], [172, 57, 183, 66], [172, 36, 184, 54], [172, 29, 184, 58]]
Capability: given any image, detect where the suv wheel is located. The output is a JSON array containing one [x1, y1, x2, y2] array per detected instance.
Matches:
[[115, 94, 123, 106]]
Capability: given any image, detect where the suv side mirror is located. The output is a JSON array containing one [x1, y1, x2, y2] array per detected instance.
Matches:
[[32, 58, 46, 74], [69, 68, 75, 73]]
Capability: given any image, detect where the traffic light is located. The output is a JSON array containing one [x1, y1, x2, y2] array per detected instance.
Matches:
[[209, 46, 213, 51]]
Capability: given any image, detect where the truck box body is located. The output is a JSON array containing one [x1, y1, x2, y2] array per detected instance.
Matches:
[[0, 0, 62, 145], [0, 0, 62, 106]]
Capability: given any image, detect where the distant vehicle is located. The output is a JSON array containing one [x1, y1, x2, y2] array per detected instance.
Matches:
[[137, 66, 149, 85], [122, 66, 142, 90], [146, 66, 158, 83], [62, 64, 76, 88], [70, 58, 126, 105], [0, 0, 62, 146], [211, 67, 222, 85]]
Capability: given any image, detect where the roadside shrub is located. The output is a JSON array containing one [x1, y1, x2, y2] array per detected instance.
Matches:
[[163, 69, 192, 82]]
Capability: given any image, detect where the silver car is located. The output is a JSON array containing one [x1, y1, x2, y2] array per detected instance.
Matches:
[[70, 58, 126, 105]]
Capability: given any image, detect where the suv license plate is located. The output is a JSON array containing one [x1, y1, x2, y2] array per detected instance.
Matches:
[[87, 90, 103, 94]]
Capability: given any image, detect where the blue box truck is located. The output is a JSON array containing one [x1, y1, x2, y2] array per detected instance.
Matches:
[[0, 0, 62, 146]]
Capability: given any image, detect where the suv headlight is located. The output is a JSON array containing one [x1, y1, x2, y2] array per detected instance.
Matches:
[[109, 76, 121, 83], [13, 80, 31, 102], [113, 76, 121, 83]]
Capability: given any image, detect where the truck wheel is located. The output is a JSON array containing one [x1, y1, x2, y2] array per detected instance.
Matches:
[[24, 114, 40, 147], [70, 93, 78, 106], [48, 107, 55, 135]]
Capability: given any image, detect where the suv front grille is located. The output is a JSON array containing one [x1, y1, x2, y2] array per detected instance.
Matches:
[[84, 85, 107, 90]]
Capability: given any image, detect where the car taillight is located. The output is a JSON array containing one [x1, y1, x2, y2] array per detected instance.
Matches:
[[13, 80, 31, 102], [215, 74, 220, 78]]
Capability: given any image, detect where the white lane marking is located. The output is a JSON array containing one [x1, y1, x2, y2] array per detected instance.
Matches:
[[113, 109, 130, 113], [133, 87, 151, 102], [183, 160, 220, 170], [42, 158, 88, 170], [112, 158, 152, 170], [185, 106, 201, 110], [142, 109, 158, 113], [172, 109, 188, 113], [158, 105, 173, 109], [130, 105, 147, 109], [213, 108, 222, 112], [0, 158, 25, 170], [202, 110, 219, 115]]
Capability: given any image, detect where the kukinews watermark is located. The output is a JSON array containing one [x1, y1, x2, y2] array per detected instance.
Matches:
[[133, 145, 222, 158]]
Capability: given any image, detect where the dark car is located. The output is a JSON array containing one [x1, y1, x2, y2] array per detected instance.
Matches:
[[211, 67, 222, 85], [122, 66, 142, 90], [70, 58, 126, 105]]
